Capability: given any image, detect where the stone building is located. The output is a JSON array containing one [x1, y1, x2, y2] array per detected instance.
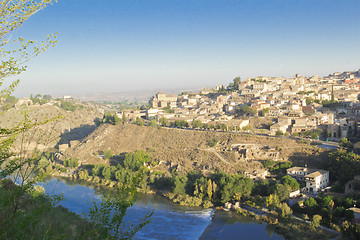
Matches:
[[149, 92, 178, 109]]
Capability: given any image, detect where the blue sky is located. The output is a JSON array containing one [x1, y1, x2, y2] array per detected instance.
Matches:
[[10, 0, 360, 97]]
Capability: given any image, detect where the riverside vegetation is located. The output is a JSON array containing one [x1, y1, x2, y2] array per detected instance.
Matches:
[[35, 143, 360, 239]]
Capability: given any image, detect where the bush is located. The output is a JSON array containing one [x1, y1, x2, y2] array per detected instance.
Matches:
[[136, 117, 144, 126], [78, 170, 89, 180], [149, 119, 157, 126], [208, 138, 218, 147], [63, 158, 79, 168], [59, 101, 78, 111], [104, 149, 113, 160], [276, 202, 292, 220], [242, 125, 251, 131], [262, 159, 275, 169], [92, 164, 106, 177], [275, 130, 284, 136]]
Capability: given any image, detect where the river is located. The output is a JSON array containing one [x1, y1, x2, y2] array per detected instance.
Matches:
[[41, 178, 284, 240]]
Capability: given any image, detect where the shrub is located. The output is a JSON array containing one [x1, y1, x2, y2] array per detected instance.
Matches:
[[104, 149, 113, 160], [208, 138, 218, 147], [275, 130, 284, 136]]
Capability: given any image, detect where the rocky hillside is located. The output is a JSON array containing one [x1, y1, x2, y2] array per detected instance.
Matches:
[[0, 102, 103, 153], [65, 124, 327, 174]]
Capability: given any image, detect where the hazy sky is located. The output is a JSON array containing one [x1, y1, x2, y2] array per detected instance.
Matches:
[[9, 0, 360, 97]]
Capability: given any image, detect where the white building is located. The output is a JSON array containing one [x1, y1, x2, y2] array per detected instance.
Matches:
[[287, 166, 310, 181], [287, 167, 330, 192], [304, 170, 329, 192]]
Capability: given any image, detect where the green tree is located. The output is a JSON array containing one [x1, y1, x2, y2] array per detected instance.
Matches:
[[1, 95, 17, 110], [159, 117, 168, 127], [233, 76, 241, 88], [102, 166, 116, 180], [78, 170, 89, 180], [149, 119, 157, 127], [37, 157, 49, 168], [104, 149, 113, 160], [42, 94, 52, 101], [123, 150, 149, 171], [193, 177, 212, 201], [304, 197, 319, 215], [265, 194, 280, 210], [122, 112, 127, 124], [275, 130, 284, 136], [212, 172, 254, 204], [208, 138, 218, 147], [325, 148, 360, 182], [305, 197, 317, 208], [276, 202, 292, 220], [93, 164, 106, 177], [87, 173, 153, 239], [136, 117, 144, 126], [192, 119, 202, 129], [103, 112, 121, 125], [262, 159, 275, 169], [60, 101, 78, 111], [236, 105, 257, 116], [274, 184, 291, 201], [306, 97, 314, 106], [0, 1, 60, 238], [220, 123, 227, 131], [70, 158, 78, 168], [339, 137, 354, 149], [280, 175, 300, 191], [172, 174, 188, 196], [261, 108, 269, 116], [227, 77, 241, 91], [207, 179, 213, 201], [0, 1, 152, 238], [102, 166, 111, 180], [310, 214, 322, 230]]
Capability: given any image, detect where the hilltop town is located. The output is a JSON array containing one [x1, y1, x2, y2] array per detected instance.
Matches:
[[119, 69, 360, 141], [3, 69, 360, 239]]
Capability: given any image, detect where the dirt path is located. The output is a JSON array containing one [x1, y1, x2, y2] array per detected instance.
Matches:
[[201, 148, 230, 165]]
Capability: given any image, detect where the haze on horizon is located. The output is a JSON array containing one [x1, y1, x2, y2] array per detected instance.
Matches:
[[10, 0, 360, 98]]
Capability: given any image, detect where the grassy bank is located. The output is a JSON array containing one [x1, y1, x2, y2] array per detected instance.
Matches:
[[0, 179, 108, 240]]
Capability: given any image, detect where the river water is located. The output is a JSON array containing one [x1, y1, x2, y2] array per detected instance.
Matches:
[[42, 178, 284, 240]]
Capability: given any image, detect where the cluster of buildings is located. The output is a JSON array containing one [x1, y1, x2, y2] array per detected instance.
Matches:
[[287, 166, 330, 193], [122, 69, 360, 139], [120, 71, 360, 195]]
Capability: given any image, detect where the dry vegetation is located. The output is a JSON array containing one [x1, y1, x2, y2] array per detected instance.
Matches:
[[0, 103, 102, 153], [65, 123, 327, 174]]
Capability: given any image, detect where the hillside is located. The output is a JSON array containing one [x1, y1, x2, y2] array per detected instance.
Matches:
[[0, 103, 103, 153], [65, 124, 327, 174]]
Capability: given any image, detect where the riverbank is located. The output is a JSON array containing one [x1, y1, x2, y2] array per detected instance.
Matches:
[[42, 149, 344, 239], [50, 175, 339, 240], [47, 163, 336, 239]]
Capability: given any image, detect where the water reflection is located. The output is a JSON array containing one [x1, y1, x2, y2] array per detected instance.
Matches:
[[41, 178, 284, 240], [200, 211, 283, 240]]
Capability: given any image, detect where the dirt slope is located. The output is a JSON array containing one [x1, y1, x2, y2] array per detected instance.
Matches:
[[66, 124, 326, 174], [0, 103, 102, 152]]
